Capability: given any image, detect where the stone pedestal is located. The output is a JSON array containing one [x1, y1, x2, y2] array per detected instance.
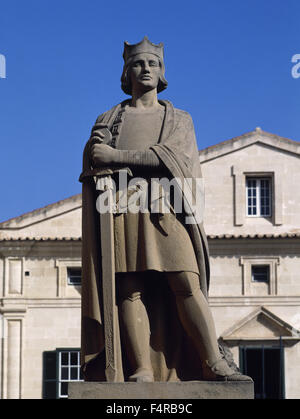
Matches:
[[68, 380, 254, 399]]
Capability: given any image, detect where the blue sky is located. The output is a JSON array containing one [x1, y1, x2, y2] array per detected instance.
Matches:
[[0, 0, 299, 222]]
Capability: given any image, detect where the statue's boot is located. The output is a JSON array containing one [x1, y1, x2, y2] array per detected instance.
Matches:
[[129, 368, 154, 382], [203, 358, 252, 381]]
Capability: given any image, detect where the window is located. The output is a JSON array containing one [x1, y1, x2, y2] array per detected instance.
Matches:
[[58, 350, 82, 398], [233, 166, 282, 226], [43, 349, 83, 399], [246, 177, 271, 217], [67, 268, 82, 286], [240, 257, 279, 296], [252, 265, 270, 283], [240, 345, 285, 399]]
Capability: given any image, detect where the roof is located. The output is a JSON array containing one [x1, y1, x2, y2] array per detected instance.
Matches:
[[1, 232, 300, 242], [199, 127, 300, 163], [0, 237, 81, 241], [207, 232, 300, 239], [0, 193, 82, 230]]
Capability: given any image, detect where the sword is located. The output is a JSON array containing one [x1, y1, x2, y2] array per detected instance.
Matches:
[[93, 126, 118, 382]]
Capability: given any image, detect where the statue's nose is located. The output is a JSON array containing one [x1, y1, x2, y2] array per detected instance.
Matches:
[[143, 63, 150, 73]]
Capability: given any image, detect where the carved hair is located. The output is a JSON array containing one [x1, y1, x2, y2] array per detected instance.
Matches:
[[121, 56, 168, 95]]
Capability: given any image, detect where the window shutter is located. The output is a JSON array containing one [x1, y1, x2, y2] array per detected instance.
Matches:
[[42, 351, 58, 399]]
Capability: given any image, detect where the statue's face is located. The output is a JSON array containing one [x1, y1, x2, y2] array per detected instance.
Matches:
[[129, 53, 161, 93]]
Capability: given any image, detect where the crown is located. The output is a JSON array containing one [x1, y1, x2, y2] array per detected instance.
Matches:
[[123, 36, 164, 63]]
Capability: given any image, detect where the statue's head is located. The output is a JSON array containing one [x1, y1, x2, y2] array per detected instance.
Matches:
[[121, 36, 168, 95]]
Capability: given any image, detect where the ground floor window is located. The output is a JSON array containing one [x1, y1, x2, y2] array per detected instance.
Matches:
[[239, 344, 285, 399], [43, 348, 83, 399]]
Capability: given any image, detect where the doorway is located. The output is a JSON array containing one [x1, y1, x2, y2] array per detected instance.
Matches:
[[240, 344, 285, 399]]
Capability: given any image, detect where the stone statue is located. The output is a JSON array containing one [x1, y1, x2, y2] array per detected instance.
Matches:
[[79, 37, 251, 383]]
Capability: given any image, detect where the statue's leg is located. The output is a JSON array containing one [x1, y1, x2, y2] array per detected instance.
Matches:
[[166, 271, 251, 380], [166, 271, 221, 367], [117, 272, 154, 382]]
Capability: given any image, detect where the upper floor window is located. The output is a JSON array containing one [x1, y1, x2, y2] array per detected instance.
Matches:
[[246, 177, 272, 217], [67, 268, 82, 286], [251, 265, 270, 283]]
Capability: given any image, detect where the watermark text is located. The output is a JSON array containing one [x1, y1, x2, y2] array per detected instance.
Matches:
[[291, 54, 300, 79], [0, 54, 6, 79], [95, 171, 205, 225]]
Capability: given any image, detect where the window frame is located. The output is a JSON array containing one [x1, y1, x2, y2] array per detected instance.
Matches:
[[67, 267, 82, 286], [239, 343, 285, 399], [246, 176, 272, 218], [57, 348, 83, 398], [43, 348, 83, 399], [239, 257, 280, 296], [232, 166, 283, 226], [55, 259, 82, 297]]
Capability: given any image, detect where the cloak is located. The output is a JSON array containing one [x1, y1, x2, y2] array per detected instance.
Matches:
[[79, 100, 210, 381]]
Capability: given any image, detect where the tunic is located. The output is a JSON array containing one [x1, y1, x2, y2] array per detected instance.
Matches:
[[113, 104, 199, 275]]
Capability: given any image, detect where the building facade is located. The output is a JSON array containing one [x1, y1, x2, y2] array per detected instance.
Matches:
[[0, 129, 299, 398], [200, 128, 300, 399]]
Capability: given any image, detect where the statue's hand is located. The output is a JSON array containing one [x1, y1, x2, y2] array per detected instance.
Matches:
[[90, 143, 117, 167], [90, 125, 108, 143]]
